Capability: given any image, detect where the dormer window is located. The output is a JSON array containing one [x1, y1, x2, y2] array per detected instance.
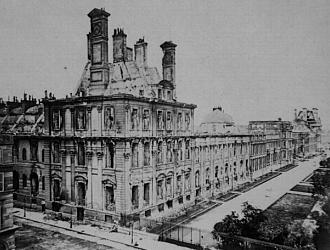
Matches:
[[167, 90, 172, 100], [158, 89, 162, 99], [52, 110, 62, 130]]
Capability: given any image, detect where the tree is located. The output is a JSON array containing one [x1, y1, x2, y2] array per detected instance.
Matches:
[[312, 171, 326, 198], [284, 219, 317, 250], [240, 202, 267, 238], [213, 211, 242, 237]]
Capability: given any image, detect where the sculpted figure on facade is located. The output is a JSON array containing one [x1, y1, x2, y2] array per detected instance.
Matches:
[[131, 108, 139, 130], [142, 109, 150, 130], [104, 106, 114, 130], [76, 109, 86, 130]]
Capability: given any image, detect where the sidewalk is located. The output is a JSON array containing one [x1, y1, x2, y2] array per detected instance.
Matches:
[[13, 208, 191, 250]]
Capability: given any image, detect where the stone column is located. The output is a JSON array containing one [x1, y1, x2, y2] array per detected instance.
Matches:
[[87, 107, 92, 137], [70, 108, 75, 136], [69, 150, 76, 203], [60, 149, 67, 200], [86, 150, 93, 208], [151, 144, 157, 206], [97, 105, 103, 136], [94, 151, 104, 209]]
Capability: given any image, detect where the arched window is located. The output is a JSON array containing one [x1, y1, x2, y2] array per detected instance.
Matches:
[[22, 148, 27, 161]]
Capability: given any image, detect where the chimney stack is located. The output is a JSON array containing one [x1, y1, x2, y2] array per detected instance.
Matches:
[[160, 41, 177, 99], [87, 8, 110, 96], [134, 38, 148, 68], [113, 28, 127, 63]]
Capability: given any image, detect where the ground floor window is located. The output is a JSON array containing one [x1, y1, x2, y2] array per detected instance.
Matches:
[[77, 182, 86, 206], [105, 186, 115, 211], [143, 183, 150, 205], [132, 185, 139, 209], [53, 179, 61, 201], [30, 172, 39, 196]]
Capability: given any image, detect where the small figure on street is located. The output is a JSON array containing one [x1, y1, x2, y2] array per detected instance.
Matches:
[[41, 199, 46, 213]]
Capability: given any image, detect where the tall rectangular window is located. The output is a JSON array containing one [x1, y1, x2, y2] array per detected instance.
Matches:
[[76, 108, 86, 130], [78, 143, 85, 165], [166, 111, 172, 130], [53, 142, 60, 163], [144, 183, 150, 204], [132, 185, 139, 209], [131, 108, 139, 130], [185, 140, 190, 160], [104, 106, 115, 130], [142, 109, 150, 130], [107, 143, 114, 168], [0, 173, 4, 192], [157, 111, 164, 130], [177, 112, 182, 130], [30, 140, 38, 161], [132, 143, 139, 168], [52, 110, 61, 130], [143, 142, 150, 166]]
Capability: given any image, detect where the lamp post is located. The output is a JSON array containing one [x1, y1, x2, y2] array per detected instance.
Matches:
[[131, 221, 134, 245], [70, 205, 73, 228], [23, 195, 26, 217]]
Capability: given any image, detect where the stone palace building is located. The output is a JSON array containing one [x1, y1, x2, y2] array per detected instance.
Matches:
[[0, 8, 322, 222]]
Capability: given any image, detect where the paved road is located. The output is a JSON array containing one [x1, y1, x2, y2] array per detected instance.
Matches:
[[185, 155, 323, 231]]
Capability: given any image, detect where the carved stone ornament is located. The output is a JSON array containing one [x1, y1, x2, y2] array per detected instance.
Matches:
[[124, 152, 130, 160], [124, 104, 130, 111], [86, 150, 94, 158], [69, 150, 77, 155], [96, 151, 104, 158], [152, 149, 158, 156], [59, 149, 67, 155], [97, 105, 103, 113]]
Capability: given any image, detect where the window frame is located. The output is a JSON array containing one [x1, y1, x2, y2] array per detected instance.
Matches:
[[0, 173, 4, 192]]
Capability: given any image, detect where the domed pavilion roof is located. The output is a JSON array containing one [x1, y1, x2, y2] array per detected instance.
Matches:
[[201, 107, 234, 125]]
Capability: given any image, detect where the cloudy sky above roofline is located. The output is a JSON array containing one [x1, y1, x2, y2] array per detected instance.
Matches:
[[0, 0, 329, 128]]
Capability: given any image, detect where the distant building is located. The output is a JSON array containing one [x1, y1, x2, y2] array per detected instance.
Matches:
[[292, 108, 322, 157], [248, 119, 294, 178]]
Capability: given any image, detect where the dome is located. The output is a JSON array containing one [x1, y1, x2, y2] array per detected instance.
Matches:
[[201, 107, 234, 125]]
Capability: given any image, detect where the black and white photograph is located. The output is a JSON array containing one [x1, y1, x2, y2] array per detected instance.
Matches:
[[0, 0, 329, 249]]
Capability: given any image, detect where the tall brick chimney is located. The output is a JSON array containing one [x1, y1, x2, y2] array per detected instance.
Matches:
[[134, 38, 148, 68], [160, 41, 177, 98], [87, 8, 110, 96], [112, 28, 127, 63]]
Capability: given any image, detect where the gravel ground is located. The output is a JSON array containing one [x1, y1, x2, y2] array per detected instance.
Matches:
[[15, 224, 116, 250]]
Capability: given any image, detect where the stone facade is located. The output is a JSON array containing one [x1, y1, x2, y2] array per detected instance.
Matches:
[[0, 134, 18, 250]]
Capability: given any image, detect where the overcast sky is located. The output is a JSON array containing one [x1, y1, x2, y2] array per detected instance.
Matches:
[[0, 0, 329, 127]]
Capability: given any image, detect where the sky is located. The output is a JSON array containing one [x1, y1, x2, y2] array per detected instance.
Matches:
[[0, 0, 329, 127]]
